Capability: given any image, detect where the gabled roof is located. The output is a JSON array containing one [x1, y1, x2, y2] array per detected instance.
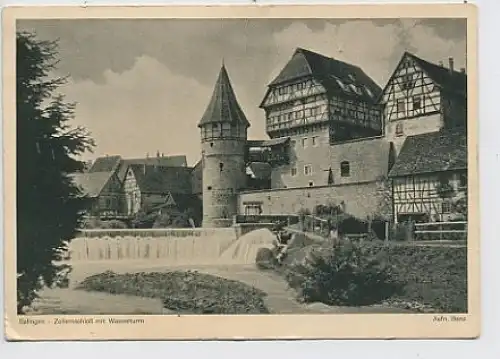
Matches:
[[88, 155, 121, 173], [388, 129, 467, 178], [406, 52, 467, 96], [116, 155, 188, 183], [70, 171, 113, 198], [198, 64, 250, 128], [246, 162, 272, 180], [128, 164, 192, 195], [262, 48, 382, 105], [378, 51, 467, 103]]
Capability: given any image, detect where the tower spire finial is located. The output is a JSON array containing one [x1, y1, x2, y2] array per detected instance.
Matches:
[[222, 57, 225, 67]]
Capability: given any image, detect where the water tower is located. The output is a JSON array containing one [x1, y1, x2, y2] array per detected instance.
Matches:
[[197, 64, 250, 228]]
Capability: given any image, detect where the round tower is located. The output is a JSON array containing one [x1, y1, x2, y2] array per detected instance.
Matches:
[[198, 64, 250, 228]]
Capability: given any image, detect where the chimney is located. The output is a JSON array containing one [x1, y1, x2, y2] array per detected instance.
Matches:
[[143, 164, 146, 175], [146, 152, 149, 158], [448, 57, 454, 73], [460, 67, 466, 74], [438, 60, 444, 67], [156, 150, 160, 158]]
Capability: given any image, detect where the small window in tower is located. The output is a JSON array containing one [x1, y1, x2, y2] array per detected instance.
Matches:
[[340, 161, 350, 177], [301, 137, 308, 148], [309, 181, 314, 187], [219, 162, 224, 172], [207, 186, 212, 190], [291, 167, 297, 177], [413, 96, 422, 110], [312, 136, 319, 147], [304, 165, 313, 176], [395, 123, 404, 137]]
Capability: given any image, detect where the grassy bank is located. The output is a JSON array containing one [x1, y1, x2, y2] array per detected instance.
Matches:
[[271, 241, 467, 313], [76, 270, 269, 314]]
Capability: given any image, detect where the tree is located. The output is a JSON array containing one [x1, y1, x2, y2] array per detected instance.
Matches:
[[16, 32, 94, 313]]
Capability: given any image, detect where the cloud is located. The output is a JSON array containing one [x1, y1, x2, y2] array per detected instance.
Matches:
[[62, 56, 212, 165], [37, 19, 466, 166]]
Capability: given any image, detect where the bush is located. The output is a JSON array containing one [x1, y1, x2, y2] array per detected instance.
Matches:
[[100, 220, 128, 229], [362, 243, 467, 313], [77, 270, 269, 314], [287, 242, 405, 307]]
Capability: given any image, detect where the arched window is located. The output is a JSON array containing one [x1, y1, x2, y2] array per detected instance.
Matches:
[[340, 161, 350, 177]]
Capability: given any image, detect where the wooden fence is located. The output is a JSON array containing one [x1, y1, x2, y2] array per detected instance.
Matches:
[[413, 221, 467, 241]]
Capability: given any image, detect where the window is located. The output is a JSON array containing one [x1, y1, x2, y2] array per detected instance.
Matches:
[[219, 162, 224, 172], [397, 99, 406, 113], [401, 74, 415, 90], [395, 123, 404, 136], [304, 165, 313, 176], [312, 136, 319, 146], [340, 161, 350, 177], [245, 204, 262, 215], [442, 201, 452, 214], [412, 96, 422, 110], [301, 137, 308, 148], [291, 167, 297, 177], [308, 181, 314, 187], [459, 173, 467, 188]]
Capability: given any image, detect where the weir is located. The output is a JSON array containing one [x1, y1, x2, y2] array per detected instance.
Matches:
[[67, 227, 279, 266]]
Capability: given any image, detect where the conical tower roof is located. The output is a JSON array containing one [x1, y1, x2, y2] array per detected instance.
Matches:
[[198, 64, 250, 128]]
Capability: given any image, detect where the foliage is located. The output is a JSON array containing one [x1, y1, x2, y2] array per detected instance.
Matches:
[[276, 240, 467, 312], [81, 218, 128, 229], [362, 243, 468, 313], [313, 202, 343, 217], [77, 270, 269, 314], [153, 208, 194, 228], [375, 176, 393, 220], [287, 242, 405, 307], [16, 32, 94, 313], [131, 210, 158, 228]]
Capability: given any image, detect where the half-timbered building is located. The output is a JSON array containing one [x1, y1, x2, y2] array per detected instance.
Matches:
[[388, 128, 467, 223], [123, 164, 193, 216], [259, 48, 385, 189], [71, 171, 123, 218], [379, 52, 467, 155]]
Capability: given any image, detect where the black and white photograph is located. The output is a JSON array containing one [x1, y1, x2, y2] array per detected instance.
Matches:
[[3, 5, 479, 340]]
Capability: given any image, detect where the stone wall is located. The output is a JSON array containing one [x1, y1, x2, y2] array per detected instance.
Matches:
[[238, 181, 385, 220]]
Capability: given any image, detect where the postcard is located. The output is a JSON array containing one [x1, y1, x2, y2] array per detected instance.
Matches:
[[3, 4, 479, 340]]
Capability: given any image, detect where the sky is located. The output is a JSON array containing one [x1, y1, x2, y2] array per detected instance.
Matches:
[[18, 18, 467, 166]]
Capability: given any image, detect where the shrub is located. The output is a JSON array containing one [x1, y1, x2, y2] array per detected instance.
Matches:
[[100, 220, 128, 229], [288, 242, 405, 307], [361, 243, 467, 313]]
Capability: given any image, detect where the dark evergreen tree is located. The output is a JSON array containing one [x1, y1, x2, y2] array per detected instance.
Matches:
[[16, 31, 94, 313]]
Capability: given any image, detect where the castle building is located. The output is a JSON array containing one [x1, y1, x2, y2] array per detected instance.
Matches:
[[198, 64, 250, 228]]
